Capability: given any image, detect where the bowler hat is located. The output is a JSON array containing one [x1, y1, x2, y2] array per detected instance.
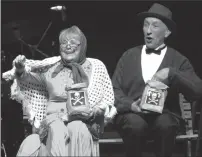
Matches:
[[138, 3, 176, 32]]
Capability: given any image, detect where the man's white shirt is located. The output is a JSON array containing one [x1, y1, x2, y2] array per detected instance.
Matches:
[[141, 44, 167, 83]]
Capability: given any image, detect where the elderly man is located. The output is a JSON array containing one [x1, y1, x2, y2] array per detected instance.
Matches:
[[112, 3, 202, 157]]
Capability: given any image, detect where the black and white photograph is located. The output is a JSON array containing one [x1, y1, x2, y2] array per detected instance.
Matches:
[[1, 1, 202, 157]]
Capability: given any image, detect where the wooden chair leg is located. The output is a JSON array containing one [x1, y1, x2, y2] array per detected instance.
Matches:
[[186, 140, 192, 157]]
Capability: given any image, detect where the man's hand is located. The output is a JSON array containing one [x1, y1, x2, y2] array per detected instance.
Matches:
[[13, 55, 26, 75], [152, 68, 170, 85], [131, 99, 141, 113]]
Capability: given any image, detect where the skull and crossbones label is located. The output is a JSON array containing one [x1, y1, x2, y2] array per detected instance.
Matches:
[[145, 90, 161, 106], [70, 91, 85, 106]]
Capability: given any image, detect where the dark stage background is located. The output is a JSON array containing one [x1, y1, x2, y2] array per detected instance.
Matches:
[[2, 1, 202, 77], [1, 1, 202, 156]]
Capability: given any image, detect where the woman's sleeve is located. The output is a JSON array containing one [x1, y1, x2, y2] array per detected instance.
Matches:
[[2, 56, 62, 128], [5, 58, 50, 128], [98, 63, 117, 119], [16, 68, 45, 85], [2, 55, 60, 83]]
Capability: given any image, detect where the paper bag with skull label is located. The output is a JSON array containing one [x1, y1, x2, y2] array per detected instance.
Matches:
[[69, 91, 87, 107], [139, 80, 168, 114], [66, 83, 93, 122]]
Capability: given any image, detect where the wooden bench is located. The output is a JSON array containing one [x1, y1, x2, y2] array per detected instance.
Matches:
[[99, 94, 199, 157], [21, 94, 200, 157]]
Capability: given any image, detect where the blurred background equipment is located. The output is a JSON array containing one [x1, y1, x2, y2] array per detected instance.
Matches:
[[2, 3, 67, 60], [1, 4, 67, 157], [9, 5, 68, 58]]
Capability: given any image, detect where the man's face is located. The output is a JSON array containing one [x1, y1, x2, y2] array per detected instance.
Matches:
[[59, 33, 81, 63], [143, 17, 171, 49]]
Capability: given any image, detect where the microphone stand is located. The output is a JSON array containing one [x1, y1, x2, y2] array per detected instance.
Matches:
[[35, 21, 53, 49], [17, 38, 49, 58], [13, 5, 66, 58], [26, 19, 53, 58], [23, 15, 54, 58], [12, 24, 49, 58]]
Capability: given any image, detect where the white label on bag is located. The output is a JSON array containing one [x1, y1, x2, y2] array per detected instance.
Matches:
[[145, 90, 162, 106], [69, 91, 86, 106]]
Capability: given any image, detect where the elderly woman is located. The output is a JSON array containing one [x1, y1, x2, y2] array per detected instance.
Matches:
[[3, 26, 117, 156]]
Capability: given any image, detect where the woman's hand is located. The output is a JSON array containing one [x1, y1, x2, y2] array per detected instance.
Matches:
[[104, 106, 117, 125], [13, 55, 26, 75], [93, 106, 105, 116]]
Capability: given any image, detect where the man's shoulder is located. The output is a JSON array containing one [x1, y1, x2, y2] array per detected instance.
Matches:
[[122, 45, 143, 58], [167, 46, 188, 60], [125, 45, 143, 53]]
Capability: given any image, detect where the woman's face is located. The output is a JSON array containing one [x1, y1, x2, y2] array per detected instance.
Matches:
[[59, 33, 82, 63]]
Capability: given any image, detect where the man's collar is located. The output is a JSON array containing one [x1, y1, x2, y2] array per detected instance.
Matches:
[[145, 44, 167, 55], [155, 43, 166, 50]]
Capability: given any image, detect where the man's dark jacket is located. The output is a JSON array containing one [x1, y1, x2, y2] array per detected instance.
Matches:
[[112, 45, 202, 118]]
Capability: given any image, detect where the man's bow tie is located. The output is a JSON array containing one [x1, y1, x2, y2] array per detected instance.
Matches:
[[146, 45, 166, 55]]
